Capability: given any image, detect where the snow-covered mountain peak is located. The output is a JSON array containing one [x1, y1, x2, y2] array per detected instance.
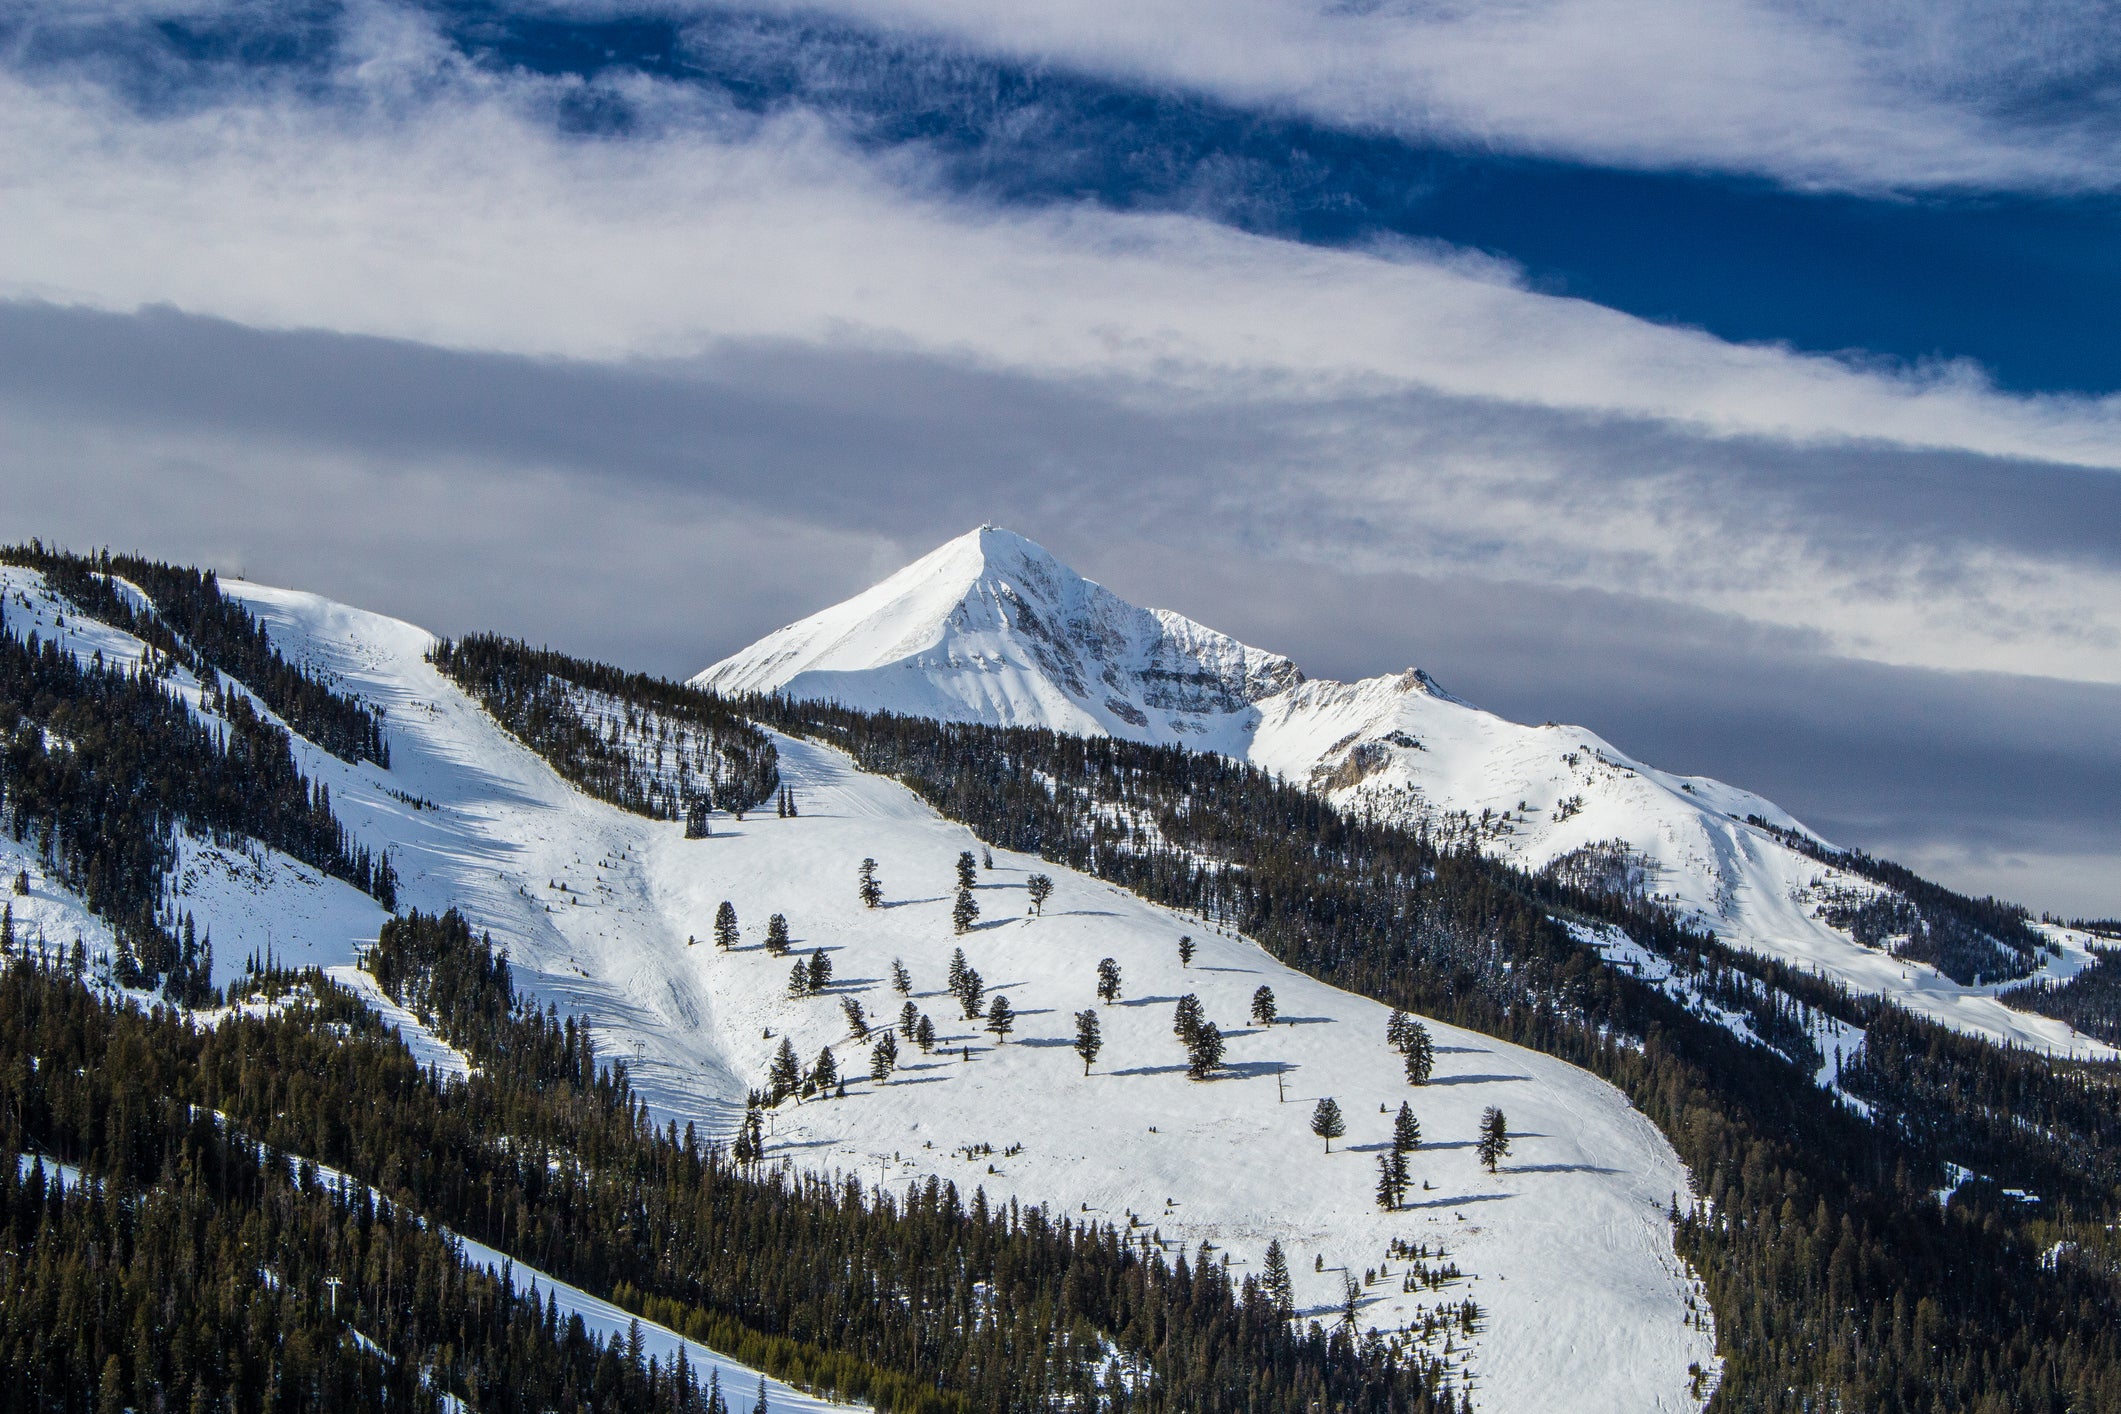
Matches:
[[694, 527, 1302, 741]]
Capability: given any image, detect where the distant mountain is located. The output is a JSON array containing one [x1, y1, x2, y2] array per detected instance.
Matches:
[[701, 527, 2100, 1052]]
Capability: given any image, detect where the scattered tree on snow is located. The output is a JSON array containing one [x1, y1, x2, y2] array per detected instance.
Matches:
[[986, 993, 1015, 1043], [1027, 874, 1054, 915], [806, 948, 833, 992], [1178, 935, 1195, 968], [1173, 993, 1204, 1044], [841, 995, 869, 1040], [858, 857, 883, 909], [1251, 985, 1278, 1027], [956, 850, 978, 891], [1392, 1101, 1422, 1154], [915, 1014, 936, 1053], [891, 957, 912, 994], [1261, 1239, 1294, 1318], [1478, 1106, 1511, 1172], [870, 1032, 898, 1082], [767, 1037, 802, 1103], [1096, 956, 1121, 1004], [1186, 1021, 1225, 1081], [1311, 1096, 1346, 1153], [1403, 1021, 1434, 1086], [765, 912, 790, 956], [713, 900, 739, 950], [1073, 1008, 1102, 1075], [952, 887, 980, 935], [899, 1000, 921, 1040], [787, 961, 811, 998]]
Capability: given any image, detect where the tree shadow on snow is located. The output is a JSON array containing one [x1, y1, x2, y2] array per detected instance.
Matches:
[[1015, 1036, 1074, 1049], [1109, 1063, 1190, 1078], [1504, 1162, 1616, 1176], [1426, 1073, 1529, 1086], [880, 897, 945, 909], [1219, 1060, 1291, 1081], [1403, 1191, 1511, 1211]]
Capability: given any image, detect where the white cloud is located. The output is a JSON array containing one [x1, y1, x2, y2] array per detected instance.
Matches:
[[5, 60, 2121, 690], [673, 0, 2121, 194]]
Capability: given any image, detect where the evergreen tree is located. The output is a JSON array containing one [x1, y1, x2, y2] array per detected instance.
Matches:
[[1403, 1020, 1434, 1086], [1251, 985, 1278, 1027], [891, 957, 912, 994], [986, 994, 1015, 1043], [1073, 1008, 1102, 1075], [1340, 1273, 1361, 1332], [952, 886, 980, 935], [1173, 993, 1204, 1044], [1311, 1096, 1346, 1153], [957, 966, 985, 1021], [787, 961, 810, 997], [915, 1014, 936, 1053], [1385, 1009, 1411, 1051], [1186, 1021, 1225, 1081], [755, 1373, 769, 1413], [1392, 1102, 1422, 1154], [767, 1036, 802, 1102], [807, 948, 833, 992], [982, 847, 994, 870], [956, 850, 978, 891], [785, 788, 798, 817], [899, 1000, 920, 1040], [858, 858, 883, 909], [1178, 935, 1195, 968], [1096, 956, 1121, 1004], [870, 1032, 898, 1082], [714, 901, 740, 950], [765, 913, 791, 956], [1027, 874, 1054, 915], [812, 1046, 838, 1091], [842, 996, 869, 1039], [947, 947, 969, 994], [1478, 1106, 1510, 1172], [1375, 1154, 1400, 1211], [1261, 1240, 1294, 1318]]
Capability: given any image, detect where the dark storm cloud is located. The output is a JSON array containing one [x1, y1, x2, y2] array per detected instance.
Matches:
[[3, 297, 2118, 914]]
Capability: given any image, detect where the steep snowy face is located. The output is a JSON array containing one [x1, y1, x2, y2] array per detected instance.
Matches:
[[694, 527, 1302, 740]]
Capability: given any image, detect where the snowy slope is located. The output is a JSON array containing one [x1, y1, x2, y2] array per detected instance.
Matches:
[[172, 575, 1712, 1414], [697, 531, 2108, 1059]]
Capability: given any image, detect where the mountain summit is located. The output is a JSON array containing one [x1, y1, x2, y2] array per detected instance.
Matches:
[[700, 528, 2086, 1050], [695, 526, 1302, 741]]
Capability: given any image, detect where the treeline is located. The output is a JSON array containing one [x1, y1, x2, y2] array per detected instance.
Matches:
[[2, 541, 390, 766], [430, 635, 777, 818], [738, 698, 2121, 1414], [0, 964, 774, 1414], [1745, 815, 2041, 985], [1, 911, 1459, 1412], [2003, 951, 2121, 1045], [0, 601, 395, 999]]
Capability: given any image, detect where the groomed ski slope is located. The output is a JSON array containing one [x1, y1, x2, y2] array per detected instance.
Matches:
[[188, 578, 1717, 1414]]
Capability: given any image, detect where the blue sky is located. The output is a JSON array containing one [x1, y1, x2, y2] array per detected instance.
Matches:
[[2, 0, 2119, 914]]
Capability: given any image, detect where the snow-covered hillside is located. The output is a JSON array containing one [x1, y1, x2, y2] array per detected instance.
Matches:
[[1, 563, 1716, 1414], [698, 529, 2109, 1059]]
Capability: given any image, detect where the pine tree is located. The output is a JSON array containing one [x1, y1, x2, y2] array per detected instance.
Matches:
[[713, 901, 739, 950], [1026, 874, 1054, 915], [787, 961, 811, 997], [1261, 1239, 1294, 1318], [765, 913, 790, 956], [1186, 1021, 1224, 1081], [956, 850, 978, 891], [952, 886, 980, 935], [754, 1373, 768, 1413], [1385, 1009, 1411, 1051], [891, 957, 912, 994], [1478, 1106, 1510, 1172], [1173, 993, 1204, 1043], [915, 1015, 935, 1053], [957, 966, 985, 1021], [1340, 1273, 1361, 1332], [1392, 1102, 1421, 1154], [870, 1032, 898, 1081], [1311, 1096, 1345, 1153], [1376, 1154, 1400, 1211], [858, 858, 883, 908], [812, 1046, 838, 1090], [767, 1037, 802, 1102], [1403, 1020, 1434, 1086], [986, 994, 1014, 1043], [841, 996, 868, 1039], [807, 948, 832, 992], [1388, 1147, 1410, 1204], [947, 947, 969, 994], [1251, 985, 1278, 1027], [899, 1000, 920, 1040], [1096, 956, 1121, 1004], [981, 847, 994, 870], [1073, 1008, 1102, 1075], [1178, 935, 1195, 967], [785, 788, 797, 817]]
